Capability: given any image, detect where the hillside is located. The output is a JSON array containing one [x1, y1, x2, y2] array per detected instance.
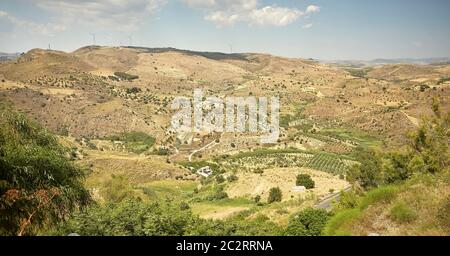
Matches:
[[325, 174, 450, 236], [0, 45, 449, 236]]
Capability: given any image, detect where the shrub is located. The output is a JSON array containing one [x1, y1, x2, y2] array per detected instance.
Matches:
[[154, 147, 169, 155], [268, 187, 282, 203], [180, 202, 190, 210], [126, 87, 141, 94], [56, 199, 195, 236], [206, 186, 228, 201], [0, 107, 90, 235], [284, 208, 330, 236], [336, 190, 359, 210], [296, 174, 315, 189], [390, 201, 416, 224], [215, 175, 225, 184]]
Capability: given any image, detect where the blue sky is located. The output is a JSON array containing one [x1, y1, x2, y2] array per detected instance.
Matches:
[[0, 0, 449, 60]]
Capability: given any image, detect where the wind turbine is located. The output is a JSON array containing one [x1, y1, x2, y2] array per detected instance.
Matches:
[[128, 34, 133, 46], [228, 44, 233, 54], [90, 33, 96, 45]]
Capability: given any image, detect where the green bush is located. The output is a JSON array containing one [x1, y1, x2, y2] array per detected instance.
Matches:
[[206, 186, 228, 201], [0, 106, 90, 235], [296, 174, 315, 189], [154, 147, 170, 155], [55, 199, 195, 236], [284, 208, 330, 236], [126, 87, 141, 94], [335, 190, 359, 210], [390, 201, 416, 224], [268, 187, 282, 203], [215, 175, 225, 184]]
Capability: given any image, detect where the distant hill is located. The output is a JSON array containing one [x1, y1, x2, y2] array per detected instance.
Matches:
[[323, 57, 450, 67], [0, 52, 22, 61]]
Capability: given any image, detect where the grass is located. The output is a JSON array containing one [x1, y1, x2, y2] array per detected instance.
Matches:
[[359, 185, 398, 210], [321, 128, 381, 148], [324, 209, 361, 236], [103, 131, 155, 154], [390, 201, 417, 224], [190, 197, 254, 219], [345, 68, 372, 78], [138, 180, 197, 200]]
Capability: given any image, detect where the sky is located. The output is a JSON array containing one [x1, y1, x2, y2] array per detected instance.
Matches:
[[0, 0, 449, 60]]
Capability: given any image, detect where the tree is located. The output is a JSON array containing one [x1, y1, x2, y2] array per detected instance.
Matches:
[[284, 208, 330, 236], [215, 175, 225, 184], [346, 147, 383, 190], [296, 174, 315, 189], [268, 187, 282, 203], [0, 106, 90, 235]]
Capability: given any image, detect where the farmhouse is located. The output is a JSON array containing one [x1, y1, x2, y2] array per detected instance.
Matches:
[[292, 186, 306, 192], [196, 166, 213, 177]]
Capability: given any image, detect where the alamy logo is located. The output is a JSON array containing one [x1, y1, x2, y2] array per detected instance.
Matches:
[[171, 89, 280, 143]]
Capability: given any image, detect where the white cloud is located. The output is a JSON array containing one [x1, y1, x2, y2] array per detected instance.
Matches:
[[205, 11, 240, 27], [0, 9, 66, 36], [182, 0, 258, 11], [248, 6, 302, 27], [182, 1, 319, 27], [305, 5, 320, 14], [32, 0, 166, 33], [302, 23, 313, 29]]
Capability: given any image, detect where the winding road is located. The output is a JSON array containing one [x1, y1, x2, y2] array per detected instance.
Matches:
[[315, 185, 352, 211], [188, 132, 224, 162]]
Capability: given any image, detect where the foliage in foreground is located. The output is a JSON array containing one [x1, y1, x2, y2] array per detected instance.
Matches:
[[284, 208, 330, 236], [0, 106, 90, 236], [54, 198, 285, 236]]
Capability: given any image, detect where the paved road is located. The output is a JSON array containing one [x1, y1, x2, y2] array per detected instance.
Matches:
[[315, 185, 352, 211]]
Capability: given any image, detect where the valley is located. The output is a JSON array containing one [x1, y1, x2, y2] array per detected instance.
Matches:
[[1, 46, 449, 234]]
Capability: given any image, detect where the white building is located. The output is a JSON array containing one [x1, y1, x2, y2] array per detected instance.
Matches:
[[197, 166, 213, 177]]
